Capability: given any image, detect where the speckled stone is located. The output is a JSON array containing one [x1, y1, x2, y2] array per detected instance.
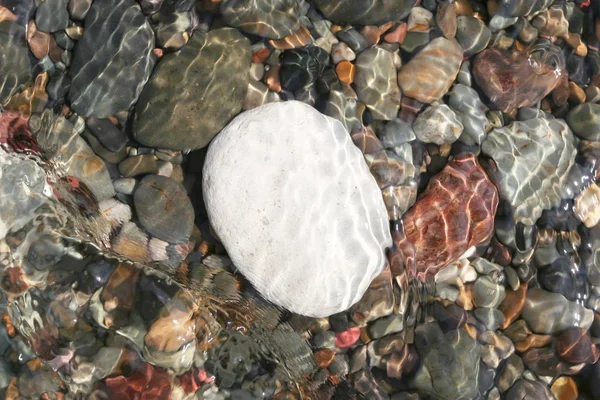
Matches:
[[0, 19, 31, 104], [481, 118, 580, 225], [134, 175, 194, 243], [68, 0, 155, 118], [134, 28, 251, 150], [311, 0, 417, 25], [354, 47, 401, 120], [521, 288, 594, 334], [220, 0, 300, 39], [413, 104, 463, 145], [397, 37, 463, 104], [567, 103, 600, 141], [448, 83, 490, 145], [455, 16, 491, 56]]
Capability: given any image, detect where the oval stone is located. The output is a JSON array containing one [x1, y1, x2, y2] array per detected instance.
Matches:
[[134, 28, 251, 150], [68, 0, 155, 118], [203, 101, 391, 317], [134, 175, 194, 243]]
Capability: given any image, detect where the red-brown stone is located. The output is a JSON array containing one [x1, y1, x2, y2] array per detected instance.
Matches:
[[555, 328, 600, 364], [473, 43, 567, 113], [394, 153, 498, 280]]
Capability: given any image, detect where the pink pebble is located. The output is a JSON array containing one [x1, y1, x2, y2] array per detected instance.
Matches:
[[335, 327, 360, 348]]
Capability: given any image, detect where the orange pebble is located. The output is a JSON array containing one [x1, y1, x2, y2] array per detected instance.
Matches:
[[335, 61, 355, 84], [314, 348, 335, 368]]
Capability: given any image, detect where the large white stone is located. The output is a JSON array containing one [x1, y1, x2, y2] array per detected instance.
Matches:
[[203, 101, 392, 317]]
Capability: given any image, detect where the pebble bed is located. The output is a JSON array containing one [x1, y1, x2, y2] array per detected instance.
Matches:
[[0, 0, 599, 399]]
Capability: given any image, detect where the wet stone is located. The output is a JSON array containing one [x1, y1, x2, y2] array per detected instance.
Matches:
[[567, 103, 600, 141], [134, 28, 251, 150], [36, 0, 69, 32], [86, 117, 126, 153], [279, 45, 329, 92], [220, 0, 300, 39], [537, 255, 588, 303], [0, 19, 31, 104], [432, 302, 467, 332], [397, 37, 463, 104], [68, 0, 155, 118], [473, 276, 506, 309], [555, 328, 599, 364], [473, 41, 566, 113], [368, 314, 404, 339], [448, 83, 489, 145], [118, 155, 158, 178], [413, 104, 463, 145], [481, 118, 580, 226], [521, 288, 594, 334], [68, 0, 92, 21], [399, 153, 498, 279], [335, 28, 369, 53], [354, 47, 401, 120], [550, 376, 578, 400], [436, 2, 457, 39], [412, 323, 481, 399], [35, 114, 116, 201], [133, 174, 194, 243], [455, 16, 491, 56], [474, 307, 505, 332], [495, 354, 524, 393], [311, 0, 417, 25]]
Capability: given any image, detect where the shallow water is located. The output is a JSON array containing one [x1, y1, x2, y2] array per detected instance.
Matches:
[[1, 0, 600, 399]]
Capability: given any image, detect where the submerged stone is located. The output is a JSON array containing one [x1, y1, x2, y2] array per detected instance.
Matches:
[[134, 28, 251, 150], [203, 101, 391, 317], [68, 0, 155, 118]]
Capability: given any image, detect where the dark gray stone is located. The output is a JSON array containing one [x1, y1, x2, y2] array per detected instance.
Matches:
[[456, 16, 491, 56], [36, 0, 69, 32], [133, 28, 251, 150], [133, 175, 194, 243], [68, 0, 92, 20], [68, 0, 155, 118], [86, 117, 126, 152]]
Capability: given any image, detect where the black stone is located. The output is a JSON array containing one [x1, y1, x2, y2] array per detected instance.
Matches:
[[279, 45, 329, 92], [329, 312, 349, 333], [86, 117, 127, 152], [135, 274, 179, 324]]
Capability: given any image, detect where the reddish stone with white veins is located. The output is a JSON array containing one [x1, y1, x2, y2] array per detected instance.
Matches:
[[399, 153, 498, 280]]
